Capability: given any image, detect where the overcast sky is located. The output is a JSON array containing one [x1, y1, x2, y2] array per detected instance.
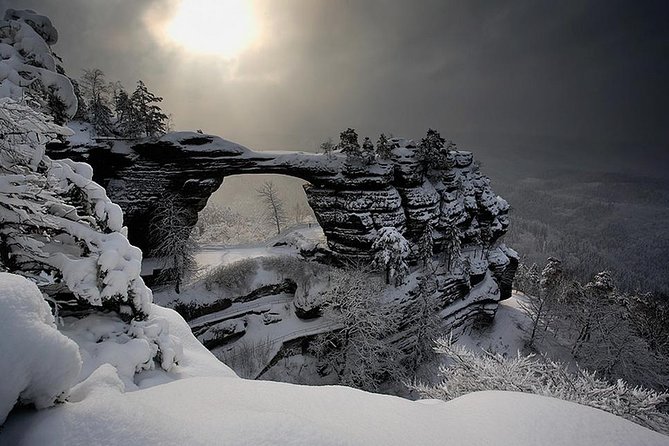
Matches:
[[3, 0, 668, 175]]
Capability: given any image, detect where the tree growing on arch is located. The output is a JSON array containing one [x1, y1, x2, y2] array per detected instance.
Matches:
[[256, 181, 287, 235], [361, 136, 376, 164], [376, 133, 393, 160], [80, 68, 112, 135], [319, 137, 335, 158], [131, 80, 168, 137], [417, 128, 455, 176], [114, 87, 140, 137], [372, 226, 410, 286], [338, 128, 361, 161]]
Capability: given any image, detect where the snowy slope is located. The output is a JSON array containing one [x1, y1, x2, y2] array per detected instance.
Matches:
[[1, 301, 667, 445], [3, 378, 667, 445]]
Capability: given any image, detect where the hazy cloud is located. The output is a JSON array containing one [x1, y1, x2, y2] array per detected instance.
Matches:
[[2, 0, 667, 173]]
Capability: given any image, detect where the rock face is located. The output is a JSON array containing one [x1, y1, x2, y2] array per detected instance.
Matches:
[[47, 131, 517, 307]]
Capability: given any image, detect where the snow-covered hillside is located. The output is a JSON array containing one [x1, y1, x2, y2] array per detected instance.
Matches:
[[1, 299, 667, 446], [4, 270, 667, 445]]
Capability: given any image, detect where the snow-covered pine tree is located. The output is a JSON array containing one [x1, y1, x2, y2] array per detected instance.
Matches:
[[416, 128, 445, 174], [361, 136, 376, 164], [514, 262, 541, 296], [372, 227, 410, 286], [418, 223, 434, 268], [131, 80, 168, 137], [89, 99, 113, 136], [376, 133, 393, 160], [338, 128, 362, 162], [441, 219, 462, 271], [46, 87, 68, 125], [405, 266, 442, 373], [0, 98, 153, 317], [114, 87, 140, 137]]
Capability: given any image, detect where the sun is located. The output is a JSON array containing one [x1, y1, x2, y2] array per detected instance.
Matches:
[[165, 0, 257, 58]]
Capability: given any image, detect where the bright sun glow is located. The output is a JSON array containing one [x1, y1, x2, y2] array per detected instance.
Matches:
[[165, 0, 257, 58]]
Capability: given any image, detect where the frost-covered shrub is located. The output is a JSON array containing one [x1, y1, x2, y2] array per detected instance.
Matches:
[[260, 255, 329, 294], [217, 336, 273, 379], [261, 255, 303, 281], [0, 273, 82, 425], [204, 258, 260, 294], [412, 339, 669, 434]]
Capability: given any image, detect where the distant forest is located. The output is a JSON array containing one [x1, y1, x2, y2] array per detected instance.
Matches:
[[497, 169, 669, 295]]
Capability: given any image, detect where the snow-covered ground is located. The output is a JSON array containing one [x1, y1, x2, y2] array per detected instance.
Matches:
[[455, 291, 530, 356], [2, 307, 667, 446]]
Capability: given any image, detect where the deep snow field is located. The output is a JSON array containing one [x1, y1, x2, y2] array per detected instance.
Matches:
[[2, 300, 667, 446]]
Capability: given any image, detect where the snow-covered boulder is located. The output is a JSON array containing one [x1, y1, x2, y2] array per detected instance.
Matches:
[[0, 9, 77, 118], [0, 273, 82, 425]]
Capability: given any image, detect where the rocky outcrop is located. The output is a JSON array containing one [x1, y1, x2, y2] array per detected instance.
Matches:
[[47, 131, 517, 302]]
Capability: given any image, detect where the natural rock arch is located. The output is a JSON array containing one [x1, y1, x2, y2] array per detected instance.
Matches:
[[47, 131, 517, 300]]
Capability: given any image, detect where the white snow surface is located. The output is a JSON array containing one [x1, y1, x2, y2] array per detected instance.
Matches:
[[3, 285, 667, 444], [0, 273, 81, 425], [0, 10, 77, 117], [2, 377, 666, 445], [55, 304, 233, 396]]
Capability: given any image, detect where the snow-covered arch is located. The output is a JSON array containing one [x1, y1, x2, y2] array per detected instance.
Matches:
[[47, 131, 517, 301]]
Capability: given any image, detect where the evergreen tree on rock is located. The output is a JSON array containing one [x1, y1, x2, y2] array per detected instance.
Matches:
[[338, 128, 362, 161], [361, 136, 376, 164], [417, 128, 455, 175], [131, 80, 168, 137], [418, 223, 434, 269], [376, 133, 393, 160], [114, 88, 140, 137], [441, 219, 462, 271], [372, 226, 410, 286]]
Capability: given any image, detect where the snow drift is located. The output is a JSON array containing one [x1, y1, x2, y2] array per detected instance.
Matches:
[[0, 273, 81, 425]]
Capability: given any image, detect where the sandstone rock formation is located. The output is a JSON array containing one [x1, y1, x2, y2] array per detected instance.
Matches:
[[47, 131, 517, 305]]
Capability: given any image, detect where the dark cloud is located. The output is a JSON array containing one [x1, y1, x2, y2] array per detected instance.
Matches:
[[2, 0, 667, 174]]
